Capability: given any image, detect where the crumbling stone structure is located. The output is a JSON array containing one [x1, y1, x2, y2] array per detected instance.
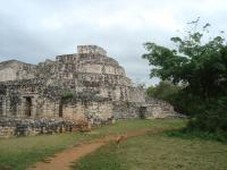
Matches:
[[0, 45, 147, 120], [0, 45, 178, 137]]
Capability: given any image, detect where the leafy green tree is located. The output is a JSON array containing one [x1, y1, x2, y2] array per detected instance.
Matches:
[[142, 19, 227, 132], [143, 20, 227, 100], [146, 81, 180, 103]]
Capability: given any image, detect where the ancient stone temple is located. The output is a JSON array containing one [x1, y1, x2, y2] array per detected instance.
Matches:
[[0, 45, 179, 121], [0, 45, 151, 121], [0, 45, 179, 137]]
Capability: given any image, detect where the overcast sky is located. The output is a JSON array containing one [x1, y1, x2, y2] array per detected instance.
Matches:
[[0, 0, 227, 85]]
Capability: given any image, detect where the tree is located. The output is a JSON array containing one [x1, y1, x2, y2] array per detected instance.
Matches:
[[142, 19, 227, 132], [146, 81, 180, 103]]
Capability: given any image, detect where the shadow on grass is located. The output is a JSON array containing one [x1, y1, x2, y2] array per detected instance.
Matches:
[[165, 128, 227, 144]]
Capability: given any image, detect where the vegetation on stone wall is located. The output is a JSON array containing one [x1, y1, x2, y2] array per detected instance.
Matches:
[[143, 18, 227, 135], [62, 91, 74, 100]]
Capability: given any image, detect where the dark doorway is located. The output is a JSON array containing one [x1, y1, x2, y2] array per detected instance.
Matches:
[[59, 100, 63, 117], [25, 97, 32, 116], [0, 100, 3, 116], [139, 106, 147, 119], [10, 97, 17, 116]]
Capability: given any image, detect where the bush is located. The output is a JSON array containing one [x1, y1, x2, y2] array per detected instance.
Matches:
[[166, 128, 227, 143], [188, 97, 227, 133]]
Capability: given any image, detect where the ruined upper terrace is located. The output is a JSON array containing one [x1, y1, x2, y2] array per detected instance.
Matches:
[[56, 45, 112, 62], [77, 45, 107, 56], [0, 45, 124, 82]]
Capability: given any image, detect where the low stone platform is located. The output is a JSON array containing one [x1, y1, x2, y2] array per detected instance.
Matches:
[[0, 117, 88, 138]]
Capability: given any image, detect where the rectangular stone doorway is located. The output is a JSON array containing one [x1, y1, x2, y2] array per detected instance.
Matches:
[[139, 106, 147, 119], [59, 101, 63, 117], [24, 97, 32, 116], [0, 100, 3, 116]]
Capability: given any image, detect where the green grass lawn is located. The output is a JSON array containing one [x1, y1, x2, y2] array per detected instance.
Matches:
[[0, 119, 186, 170], [74, 127, 227, 170]]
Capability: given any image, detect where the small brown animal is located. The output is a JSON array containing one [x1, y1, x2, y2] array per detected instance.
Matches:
[[115, 135, 127, 145]]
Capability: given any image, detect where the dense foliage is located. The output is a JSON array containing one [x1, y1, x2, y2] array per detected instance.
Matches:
[[146, 81, 180, 104], [143, 20, 227, 133]]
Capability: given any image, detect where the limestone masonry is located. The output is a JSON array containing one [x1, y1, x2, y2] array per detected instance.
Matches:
[[0, 45, 178, 137]]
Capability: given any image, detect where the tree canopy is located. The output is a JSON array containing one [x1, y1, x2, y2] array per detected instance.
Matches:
[[142, 20, 227, 101], [143, 19, 227, 133]]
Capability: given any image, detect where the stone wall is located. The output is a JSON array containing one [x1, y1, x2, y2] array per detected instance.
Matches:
[[112, 101, 141, 119], [0, 117, 87, 138], [141, 98, 183, 119], [0, 60, 36, 82]]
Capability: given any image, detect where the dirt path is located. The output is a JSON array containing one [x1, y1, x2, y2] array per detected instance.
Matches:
[[29, 128, 163, 170]]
